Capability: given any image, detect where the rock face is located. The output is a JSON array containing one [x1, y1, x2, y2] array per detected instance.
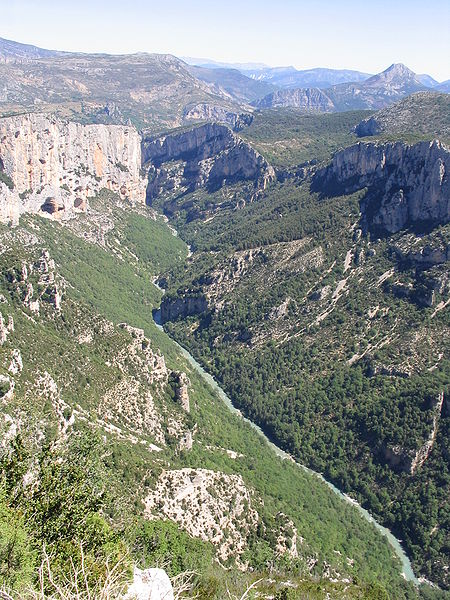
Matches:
[[392, 237, 450, 268], [142, 123, 275, 201], [313, 140, 450, 234], [183, 103, 253, 131], [0, 113, 147, 223], [7, 249, 64, 315], [125, 567, 173, 600], [160, 294, 208, 323], [145, 468, 259, 562], [383, 393, 444, 475], [173, 372, 190, 412], [253, 87, 335, 111]]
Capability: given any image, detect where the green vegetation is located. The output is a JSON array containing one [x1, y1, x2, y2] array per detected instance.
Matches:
[[130, 519, 214, 577], [0, 433, 127, 592], [240, 109, 372, 166], [0, 170, 14, 190], [156, 171, 450, 589], [0, 192, 429, 598], [357, 92, 450, 145]]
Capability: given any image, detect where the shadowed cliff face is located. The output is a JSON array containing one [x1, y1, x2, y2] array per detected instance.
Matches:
[[142, 123, 275, 202], [313, 140, 450, 234], [160, 294, 209, 323], [0, 113, 147, 223]]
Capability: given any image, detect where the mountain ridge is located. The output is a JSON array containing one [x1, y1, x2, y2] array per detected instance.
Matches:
[[255, 63, 434, 111]]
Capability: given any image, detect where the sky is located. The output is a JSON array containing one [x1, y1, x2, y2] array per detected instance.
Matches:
[[2, 0, 450, 81]]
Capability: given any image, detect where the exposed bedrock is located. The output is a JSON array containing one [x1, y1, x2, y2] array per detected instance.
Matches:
[[253, 87, 335, 111], [159, 294, 208, 323], [141, 122, 275, 201], [0, 113, 146, 223], [313, 140, 449, 234], [183, 103, 253, 131]]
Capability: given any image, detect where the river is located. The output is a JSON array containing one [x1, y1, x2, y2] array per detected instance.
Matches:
[[153, 307, 419, 584]]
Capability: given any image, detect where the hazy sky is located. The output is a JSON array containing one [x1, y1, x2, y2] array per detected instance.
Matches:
[[2, 0, 450, 80]]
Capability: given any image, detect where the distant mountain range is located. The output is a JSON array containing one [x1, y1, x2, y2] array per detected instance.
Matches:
[[181, 57, 270, 71], [254, 63, 434, 111], [182, 55, 445, 90], [245, 66, 373, 89], [0, 37, 448, 131], [436, 79, 450, 93]]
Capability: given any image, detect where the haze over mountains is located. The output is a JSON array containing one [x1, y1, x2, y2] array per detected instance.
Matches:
[[183, 54, 444, 90], [0, 36, 448, 134]]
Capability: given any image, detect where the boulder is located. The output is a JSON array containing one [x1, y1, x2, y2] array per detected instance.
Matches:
[[125, 567, 174, 600]]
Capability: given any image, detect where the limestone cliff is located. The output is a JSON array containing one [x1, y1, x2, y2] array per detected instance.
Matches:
[[160, 294, 208, 323], [253, 87, 335, 111], [142, 122, 275, 201], [383, 393, 445, 475], [183, 103, 253, 131], [0, 113, 147, 223], [313, 140, 450, 234]]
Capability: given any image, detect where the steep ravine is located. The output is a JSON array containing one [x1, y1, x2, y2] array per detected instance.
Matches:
[[152, 298, 419, 585]]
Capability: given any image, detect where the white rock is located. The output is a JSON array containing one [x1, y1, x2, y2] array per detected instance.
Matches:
[[8, 349, 23, 374], [125, 567, 174, 600], [0, 113, 147, 225]]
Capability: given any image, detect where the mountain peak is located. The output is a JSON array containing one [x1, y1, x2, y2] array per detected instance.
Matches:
[[384, 62, 416, 76], [363, 63, 424, 90]]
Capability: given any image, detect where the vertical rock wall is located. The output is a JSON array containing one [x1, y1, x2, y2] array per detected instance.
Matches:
[[0, 113, 147, 223]]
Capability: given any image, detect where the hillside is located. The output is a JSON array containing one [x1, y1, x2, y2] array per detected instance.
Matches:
[[0, 189, 426, 599], [148, 122, 450, 590], [186, 64, 277, 103], [355, 92, 450, 142], [327, 63, 428, 110], [253, 88, 335, 111], [0, 109, 438, 598], [239, 109, 372, 166], [1, 35, 449, 600], [0, 51, 248, 132], [436, 80, 450, 93], [0, 36, 63, 61]]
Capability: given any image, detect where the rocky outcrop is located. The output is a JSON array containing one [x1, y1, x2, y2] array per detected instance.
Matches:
[[145, 468, 259, 562], [7, 249, 64, 314], [0, 113, 147, 224], [0, 312, 14, 345], [253, 87, 335, 111], [172, 371, 190, 412], [160, 294, 208, 323], [313, 140, 450, 234], [392, 240, 450, 268], [183, 103, 253, 131], [125, 567, 173, 600], [383, 393, 444, 475], [142, 123, 275, 201]]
